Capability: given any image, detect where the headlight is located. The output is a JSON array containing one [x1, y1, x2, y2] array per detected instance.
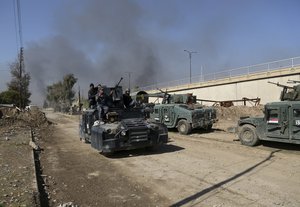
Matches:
[[121, 130, 126, 136]]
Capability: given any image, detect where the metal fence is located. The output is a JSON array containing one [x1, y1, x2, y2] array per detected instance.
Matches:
[[140, 56, 300, 91]]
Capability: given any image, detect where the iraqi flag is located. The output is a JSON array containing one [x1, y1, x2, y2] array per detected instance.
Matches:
[[267, 118, 279, 124]]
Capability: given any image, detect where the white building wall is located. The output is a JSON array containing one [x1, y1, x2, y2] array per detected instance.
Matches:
[[148, 73, 300, 106]]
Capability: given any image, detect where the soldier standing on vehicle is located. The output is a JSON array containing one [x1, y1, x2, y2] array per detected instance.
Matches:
[[96, 86, 110, 123], [88, 83, 97, 109]]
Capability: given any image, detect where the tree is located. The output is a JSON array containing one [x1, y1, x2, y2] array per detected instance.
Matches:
[[46, 74, 77, 111], [62, 74, 77, 106], [6, 50, 31, 108], [0, 90, 19, 105]]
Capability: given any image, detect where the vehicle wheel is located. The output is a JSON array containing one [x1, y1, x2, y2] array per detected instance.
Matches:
[[239, 124, 259, 146], [177, 120, 192, 135]]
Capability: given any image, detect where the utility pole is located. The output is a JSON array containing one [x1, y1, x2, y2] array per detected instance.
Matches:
[[19, 47, 24, 108], [184, 50, 197, 84], [125, 72, 132, 91], [78, 84, 81, 112], [15, 0, 24, 108], [200, 65, 203, 82]]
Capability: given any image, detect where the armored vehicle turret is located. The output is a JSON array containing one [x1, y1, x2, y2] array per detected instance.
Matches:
[[268, 81, 300, 101], [79, 78, 168, 154]]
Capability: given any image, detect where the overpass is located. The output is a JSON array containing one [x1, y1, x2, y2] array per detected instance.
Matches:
[[142, 56, 300, 105]]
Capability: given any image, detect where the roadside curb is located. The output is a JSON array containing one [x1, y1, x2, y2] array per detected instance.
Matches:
[[30, 128, 41, 206]]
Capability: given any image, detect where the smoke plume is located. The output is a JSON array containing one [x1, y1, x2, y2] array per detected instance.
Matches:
[[26, 0, 168, 104]]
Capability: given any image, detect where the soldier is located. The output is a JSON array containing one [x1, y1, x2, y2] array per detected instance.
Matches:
[[123, 88, 135, 108], [96, 86, 111, 123], [88, 83, 97, 109]]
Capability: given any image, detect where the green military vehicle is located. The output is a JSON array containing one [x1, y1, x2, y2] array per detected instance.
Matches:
[[135, 91, 217, 135], [237, 81, 300, 146]]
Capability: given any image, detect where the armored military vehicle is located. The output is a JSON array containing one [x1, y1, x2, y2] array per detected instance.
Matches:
[[79, 78, 168, 154], [238, 80, 300, 146], [238, 101, 300, 146], [134, 90, 217, 135]]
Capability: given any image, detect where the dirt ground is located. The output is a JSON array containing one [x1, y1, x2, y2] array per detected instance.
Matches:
[[0, 107, 49, 207], [1, 106, 300, 207]]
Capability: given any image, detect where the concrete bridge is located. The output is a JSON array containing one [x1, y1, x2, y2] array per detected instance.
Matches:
[[144, 57, 300, 105]]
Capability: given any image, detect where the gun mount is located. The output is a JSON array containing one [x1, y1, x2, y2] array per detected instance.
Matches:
[[268, 81, 300, 101]]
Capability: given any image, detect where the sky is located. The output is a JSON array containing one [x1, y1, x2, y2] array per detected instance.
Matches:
[[1, 0, 300, 105]]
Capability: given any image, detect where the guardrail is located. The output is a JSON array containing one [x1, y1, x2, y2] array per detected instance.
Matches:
[[140, 56, 300, 91]]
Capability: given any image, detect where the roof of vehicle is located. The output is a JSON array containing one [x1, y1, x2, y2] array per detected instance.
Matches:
[[266, 101, 300, 106]]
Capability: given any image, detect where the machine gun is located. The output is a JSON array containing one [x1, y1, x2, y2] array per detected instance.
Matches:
[[268, 81, 298, 101], [156, 88, 171, 104], [115, 77, 123, 88], [111, 77, 123, 101], [267, 81, 293, 89]]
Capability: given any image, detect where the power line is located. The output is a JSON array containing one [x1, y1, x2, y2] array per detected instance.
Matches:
[[16, 0, 23, 48], [13, 0, 19, 51], [12, 0, 25, 108]]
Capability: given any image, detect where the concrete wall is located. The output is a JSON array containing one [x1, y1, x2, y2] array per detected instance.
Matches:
[[147, 67, 300, 105]]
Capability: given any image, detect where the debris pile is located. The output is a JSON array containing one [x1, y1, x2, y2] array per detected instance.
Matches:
[[213, 105, 264, 132], [215, 105, 264, 122], [0, 106, 49, 128]]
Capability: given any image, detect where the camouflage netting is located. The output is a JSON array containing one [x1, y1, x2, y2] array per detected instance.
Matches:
[[215, 105, 264, 122], [0, 107, 49, 128]]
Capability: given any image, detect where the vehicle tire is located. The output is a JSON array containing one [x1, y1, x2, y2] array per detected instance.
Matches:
[[177, 120, 192, 135], [239, 124, 260, 146]]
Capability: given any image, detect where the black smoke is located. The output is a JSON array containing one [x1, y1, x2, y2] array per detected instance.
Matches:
[[26, 0, 168, 104]]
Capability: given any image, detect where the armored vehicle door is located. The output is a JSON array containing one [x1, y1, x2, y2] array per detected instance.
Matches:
[[265, 106, 289, 139], [290, 104, 300, 141], [160, 106, 175, 127], [151, 105, 175, 127]]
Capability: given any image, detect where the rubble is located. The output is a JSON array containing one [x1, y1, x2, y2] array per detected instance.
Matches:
[[0, 106, 49, 128], [215, 105, 264, 122], [213, 105, 264, 132]]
